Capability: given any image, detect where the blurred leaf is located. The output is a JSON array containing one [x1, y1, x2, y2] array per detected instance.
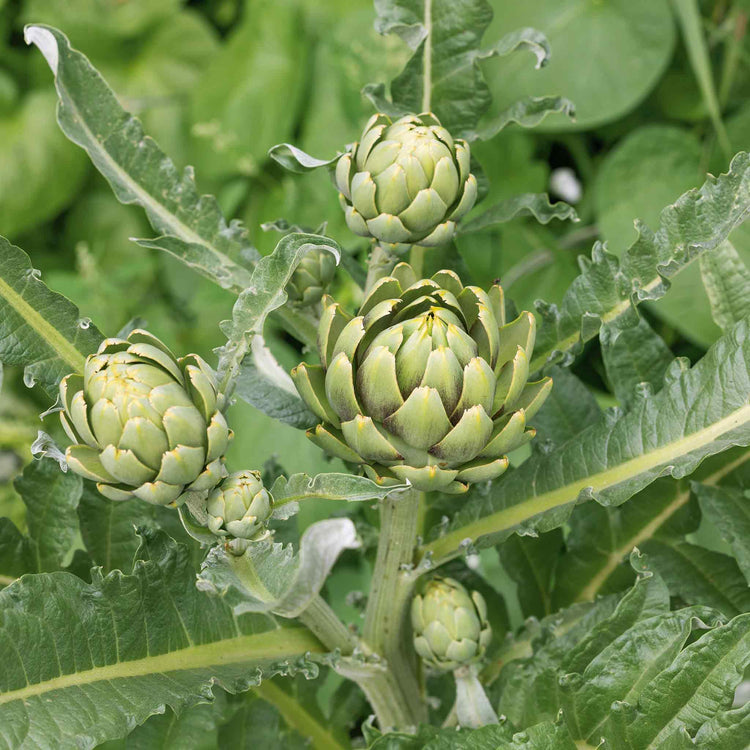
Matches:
[[483, 0, 675, 131], [699, 240, 750, 332], [0, 91, 88, 238]]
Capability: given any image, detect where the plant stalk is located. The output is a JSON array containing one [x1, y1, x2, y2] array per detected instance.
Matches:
[[364, 243, 399, 294], [297, 594, 357, 655], [362, 488, 426, 730]]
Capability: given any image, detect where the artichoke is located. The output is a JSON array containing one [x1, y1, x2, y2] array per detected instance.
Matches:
[[205, 470, 273, 543], [411, 577, 492, 671], [291, 263, 551, 494], [287, 247, 337, 307], [59, 329, 231, 506], [335, 113, 477, 247]]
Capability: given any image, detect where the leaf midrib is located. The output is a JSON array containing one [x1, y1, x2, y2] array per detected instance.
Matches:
[[0, 627, 323, 706]]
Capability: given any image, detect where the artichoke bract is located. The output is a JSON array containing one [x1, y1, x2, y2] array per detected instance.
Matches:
[[205, 470, 273, 543], [291, 263, 551, 494], [59, 329, 230, 506], [335, 113, 477, 247], [286, 246, 337, 307], [411, 577, 492, 671]]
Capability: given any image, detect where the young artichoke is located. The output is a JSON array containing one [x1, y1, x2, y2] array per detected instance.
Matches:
[[59, 329, 230, 506], [335, 113, 477, 247], [411, 577, 492, 671], [205, 470, 273, 543], [291, 263, 551, 494], [286, 246, 337, 307]]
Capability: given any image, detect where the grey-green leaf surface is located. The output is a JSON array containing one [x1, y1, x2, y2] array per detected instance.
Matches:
[[0, 235, 103, 395], [694, 483, 750, 583], [25, 25, 257, 294], [459, 193, 577, 235], [531, 150, 750, 373], [0, 531, 323, 750], [475, 96, 575, 140], [482, 0, 675, 132], [699, 241, 750, 332], [600, 315, 673, 411], [423, 318, 750, 565]]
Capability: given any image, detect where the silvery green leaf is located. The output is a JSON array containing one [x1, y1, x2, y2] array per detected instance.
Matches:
[[699, 240, 750, 332], [474, 96, 575, 141], [25, 25, 258, 294], [198, 518, 359, 618], [268, 143, 339, 174], [0, 531, 323, 748], [459, 193, 578, 234]]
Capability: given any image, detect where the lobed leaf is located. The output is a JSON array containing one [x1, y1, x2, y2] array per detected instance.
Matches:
[[459, 193, 578, 235], [25, 25, 257, 294], [474, 96, 575, 141], [423, 319, 750, 565]]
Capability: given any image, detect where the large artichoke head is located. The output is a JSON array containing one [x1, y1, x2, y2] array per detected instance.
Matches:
[[59, 329, 231, 506], [291, 264, 551, 494], [334, 113, 477, 248], [206, 470, 273, 544], [411, 577, 492, 671], [286, 246, 337, 307]]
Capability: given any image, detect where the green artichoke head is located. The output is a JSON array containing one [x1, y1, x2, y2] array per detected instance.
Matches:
[[334, 113, 477, 247], [287, 247, 337, 307], [59, 329, 231, 506], [205, 470, 273, 543], [291, 263, 551, 494], [411, 577, 492, 671]]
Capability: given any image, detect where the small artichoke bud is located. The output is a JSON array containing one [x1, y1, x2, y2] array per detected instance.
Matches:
[[411, 577, 492, 671], [206, 470, 273, 543], [59, 329, 231, 506], [291, 263, 552, 494], [286, 248, 337, 307], [334, 113, 477, 247]]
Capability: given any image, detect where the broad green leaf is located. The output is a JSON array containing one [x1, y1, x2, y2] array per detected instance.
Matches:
[[423, 319, 750, 565], [600, 315, 673, 411], [694, 483, 750, 583], [594, 126, 722, 347], [0, 531, 324, 749], [699, 241, 750, 332], [459, 194, 577, 234], [25, 25, 258, 294], [693, 700, 750, 750], [197, 518, 359, 618], [531, 150, 750, 373], [530, 366, 601, 449], [641, 539, 750, 618], [0, 235, 103, 395], [498, 529, 563, 619], [0, 91, 88, 239], [552, 447, 750, 607], [482, 0, 675, 131], [374, 0, 553, 137]]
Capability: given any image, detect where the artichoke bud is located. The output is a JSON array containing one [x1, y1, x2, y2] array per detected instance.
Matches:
[[291, 263, 551, 494], [411, 577, 492, 671], [286, 247, 337, 307], [205, 470, 273, 547], [334, 113, 477, 248], [59, 329, 231, 506]]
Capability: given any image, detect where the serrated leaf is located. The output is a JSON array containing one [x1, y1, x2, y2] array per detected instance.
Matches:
[[25, 25, 257, 294], [0, 235, 103, 395], [699, 240, 750, 332], [531, 151, 750, 373], [459, 194, 577, 235], [642, 539, 750, 618], [600, 314, 673, 411], [423, 319, 750, 565], [198, 518, 359, 618], [694, 483, 750, 583], [0, 531, 323, 749], [475, 96, 575, 140], [552, 448, 749, 607]]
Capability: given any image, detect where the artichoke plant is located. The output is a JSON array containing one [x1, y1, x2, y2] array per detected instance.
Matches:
[[335, 113, 477, 247], [59, 329, 231, 505], [205, 470, 273, 544], [286, 246, 337, 306], [411, 577, 492, 671], [291, 263, 551, 494]]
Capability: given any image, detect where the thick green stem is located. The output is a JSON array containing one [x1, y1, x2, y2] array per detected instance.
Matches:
[[297, 595, 356, 655], [365, 243, 399, 294], [362, 489, 426, 730]]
